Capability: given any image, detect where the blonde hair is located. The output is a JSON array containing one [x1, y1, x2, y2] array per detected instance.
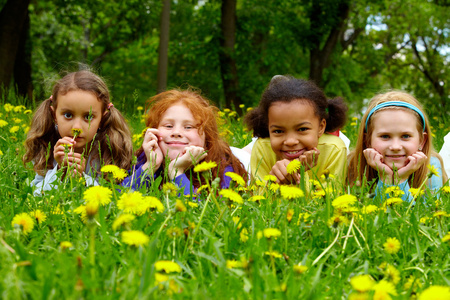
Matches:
[[23, 70, 133, 177], [348, 91, 448, 188]]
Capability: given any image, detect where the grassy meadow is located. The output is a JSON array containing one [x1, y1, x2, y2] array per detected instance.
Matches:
[[1, 96, 450, 299]]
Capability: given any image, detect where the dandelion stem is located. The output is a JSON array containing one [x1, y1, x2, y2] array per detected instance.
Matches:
[[406, 177, 427, 214], [342, 217, 354, 251], [211, 207, 227, 235], [312, 229, 340, 266], [190, 193, 211, 249]]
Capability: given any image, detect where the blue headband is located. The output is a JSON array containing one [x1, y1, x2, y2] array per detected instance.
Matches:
[[365, 101, 426, 132]]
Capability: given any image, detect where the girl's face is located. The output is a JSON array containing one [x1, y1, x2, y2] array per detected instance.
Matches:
[[157, 103, 205, 160], [369, 109, 426, 169], [53, 90, 103, 153], [268, 100, 325, 160]]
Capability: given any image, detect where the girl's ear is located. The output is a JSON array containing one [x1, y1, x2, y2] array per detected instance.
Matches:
[[419, 132, 428, 151], [318, 118, 326, 137]]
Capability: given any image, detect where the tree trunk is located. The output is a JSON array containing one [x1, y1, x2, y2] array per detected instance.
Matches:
[[309, 1, 350, 88], [14, 10, 33, 101], [0, 0, 31, 93], [219, 0, 242, 113], [157, 0, 171, 93]]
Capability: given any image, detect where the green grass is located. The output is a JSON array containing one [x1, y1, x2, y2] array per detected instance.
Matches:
[[0, 97, 449, 299]]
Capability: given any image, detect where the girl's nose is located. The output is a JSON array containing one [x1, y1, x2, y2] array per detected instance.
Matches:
[[170, 126, 182, 138], [284, 136, 299, 147], [389, 139, 402, 151]]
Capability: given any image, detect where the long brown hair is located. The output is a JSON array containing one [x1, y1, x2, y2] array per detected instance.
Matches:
[[348, 91, 448, 188], [136, 88, 247, 187], [23, 70, 133, 177]]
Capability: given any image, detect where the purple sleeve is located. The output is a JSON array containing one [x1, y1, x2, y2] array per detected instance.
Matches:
[[221, 165, 234, 189], [173, 174, 192, 195]]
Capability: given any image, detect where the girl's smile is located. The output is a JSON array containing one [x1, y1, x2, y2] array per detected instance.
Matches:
[[268, 100, 325, 161]]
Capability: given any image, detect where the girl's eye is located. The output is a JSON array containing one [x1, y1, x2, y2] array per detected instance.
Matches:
[[185, 125, 193, 130], [63, 112, 72, 119], [164, 124, 173, 129], [401, 134, 411, 139], [85, 114, 94, 121], [272, 129, 283, 134], [380, 134, 390, 139], [298, 127, 309, 132]]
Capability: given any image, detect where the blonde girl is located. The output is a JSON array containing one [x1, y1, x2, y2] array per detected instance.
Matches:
[[348, 91, 448, 200], [23, 70, 133, 194]]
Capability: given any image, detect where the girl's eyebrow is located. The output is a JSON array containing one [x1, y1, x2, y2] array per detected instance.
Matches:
[[269, 121, 311, 128]]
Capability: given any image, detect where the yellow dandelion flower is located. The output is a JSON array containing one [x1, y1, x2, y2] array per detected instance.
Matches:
[[350, 274, 375, 293], [225, 171, 245, 186], [420, 216, 431, 224], [384, 197, 403, 207], [60, 241, 73, 250], [112, 214, 136, 231], [312, 189, 326, 199], [188, 201, 198, 208], [155, 272, 169, 283], [327, 215, 349, 228], [297, 212, 311, 225], [11, 213, 35, 234], [441, 232, 450, 243], [232, 216, 242, 229], [263, 228, 281, 239], [155, 260, 182, 273], [383, 265, 400, 284], [0, 150, 3, 156], [30, 209, 47, 224], [101, 165, 128, 180], [70, 128, 82, 139], [332, 194, 357, 208], [117, 191, 145, 214], [404, 275, 421, 291], [24, 109, 32, 114], [121, 230, 149, 247], [193, 161, 217, 172], [10, 126, 20, 133], [269, 183, 280, 192], [219, 189, 243, 204], [280, 185, 304, 199], [409, 188, 424, 198], [240, 228, 249, 243], [433, 211, 449, 218], [419, 285, 450, 300], [255, 180, 266, 187], [83, 186, 112, 206], [293, 264, 308, 274], [361, 205, 379, 214], [264, 174, 278, 182], [226, 259, 242, 269], [348, 292, 369, 300], [372, 280, 397, 296], [256, 231, 263, 239], [383, 237, 401, 254], [264, 251, 282, 258], [162, 182, 178, 196], [0, 120, 8, 127], [384, 186, 404, 197], [286, 160, 301, 174], [146, 196, 165, 213], [286, 209, 294, 222], [427, 164, 440, 178], [249, 195, 265, 202], [137, 106, 143, 111], [166, 227, 183, 238], [441, 186, 450, 194], [175, 200, 187, 212]]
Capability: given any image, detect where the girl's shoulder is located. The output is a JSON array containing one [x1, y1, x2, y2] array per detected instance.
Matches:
[[318, 133, 346, 148]]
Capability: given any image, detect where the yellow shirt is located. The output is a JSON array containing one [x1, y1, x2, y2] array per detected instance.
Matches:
[[250, 133, 347, 185]]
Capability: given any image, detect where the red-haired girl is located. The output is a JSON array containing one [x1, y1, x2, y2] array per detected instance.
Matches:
[[122, 89, 246, 194]]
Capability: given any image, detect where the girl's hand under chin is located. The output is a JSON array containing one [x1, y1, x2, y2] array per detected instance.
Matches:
[[168, 145, 207, 180], [270, 148, 320, 184], [363, 148, 427, 184], [396, 151, 427, 181], [142, 128, 164, 172]]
